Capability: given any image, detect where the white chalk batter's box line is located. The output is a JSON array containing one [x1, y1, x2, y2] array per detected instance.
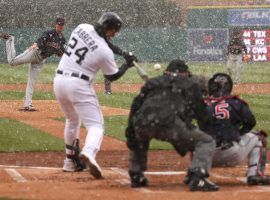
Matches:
[[0, 165, 186, 175], [1, 165, 270, 193], [1, 164, 270, 175]]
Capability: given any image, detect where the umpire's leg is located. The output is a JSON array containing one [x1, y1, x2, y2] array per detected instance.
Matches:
[[170, 117, 216, 173], [128, 140, 149, 173]]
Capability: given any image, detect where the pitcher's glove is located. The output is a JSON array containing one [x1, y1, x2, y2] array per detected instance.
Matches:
[[123, 52, 138, 67], [55, 49, 64, 57]]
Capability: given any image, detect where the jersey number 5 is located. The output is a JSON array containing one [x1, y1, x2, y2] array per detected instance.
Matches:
[[65, 37, 88, 65], [215, 103, 230, 119]]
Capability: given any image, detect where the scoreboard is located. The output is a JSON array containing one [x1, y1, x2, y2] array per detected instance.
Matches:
[[242, 30, 270, 62]]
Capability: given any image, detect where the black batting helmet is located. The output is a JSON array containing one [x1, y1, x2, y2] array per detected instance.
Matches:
[[208, 73, 233, 97], [97, 12, 123, 32]]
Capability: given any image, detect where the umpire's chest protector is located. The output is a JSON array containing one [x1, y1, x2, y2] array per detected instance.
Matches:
[[134, 76, 191, 127]]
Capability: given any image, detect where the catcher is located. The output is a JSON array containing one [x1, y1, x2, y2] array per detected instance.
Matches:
[[125, 59, 219, 191], [0, 18, 66, 111], [197, 73, 270, 185]]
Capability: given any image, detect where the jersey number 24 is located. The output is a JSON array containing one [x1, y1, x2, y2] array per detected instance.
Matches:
[[65, 37, 88, 65]]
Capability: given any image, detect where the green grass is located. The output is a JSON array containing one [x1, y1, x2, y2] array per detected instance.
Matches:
[[98, 92, 137, 109], [0, 118, 64, 152], [1, 62, 270, 84], [189, 62, 270, 83], [104, 115, 173, 150], [0, 62, 270, 152], [1, 91, 270, 150], [0, 91, 55, 100], [240, 94, 270, 135], [0, 90, 136, 109]]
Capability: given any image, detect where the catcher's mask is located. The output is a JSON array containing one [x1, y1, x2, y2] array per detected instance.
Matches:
[[97, 12, 123, 32], [208, 73, 233, 97]]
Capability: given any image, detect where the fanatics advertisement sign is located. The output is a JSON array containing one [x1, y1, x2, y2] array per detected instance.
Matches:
[[187, 29, 228, 61], [228, 9, 270, 26]]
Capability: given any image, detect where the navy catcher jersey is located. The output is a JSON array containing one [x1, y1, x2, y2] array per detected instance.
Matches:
[[204, 95, 256, 146]]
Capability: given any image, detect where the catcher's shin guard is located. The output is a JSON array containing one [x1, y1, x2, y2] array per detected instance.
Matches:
[[65, 139, 86, 171], [248, 175, 270, 185], [252, 130, 268, 174]]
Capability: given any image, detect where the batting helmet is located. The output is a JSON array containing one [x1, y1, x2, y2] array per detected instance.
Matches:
[[208, 73, 233, 97], [97, 12, 123, 32]]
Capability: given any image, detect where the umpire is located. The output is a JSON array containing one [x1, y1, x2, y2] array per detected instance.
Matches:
[[125, 59, 219, 191]]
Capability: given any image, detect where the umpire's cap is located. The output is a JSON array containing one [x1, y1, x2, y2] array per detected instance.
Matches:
[[166, 59, 189, 73], [208, 73, 233, 97], [97, 12, 123, 32], [164, 59, 190, 77]]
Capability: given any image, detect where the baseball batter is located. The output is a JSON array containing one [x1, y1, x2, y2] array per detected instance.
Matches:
[[204, 73, 270, 185], [0, 18, 66, 111], [54, 12, 137, 178]]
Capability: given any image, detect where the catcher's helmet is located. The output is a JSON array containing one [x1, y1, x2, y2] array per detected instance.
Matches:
[[97, 12, 123, 32], [208, 73, 233, 97]]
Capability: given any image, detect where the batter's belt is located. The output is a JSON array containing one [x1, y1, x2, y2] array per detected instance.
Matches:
[[56, 70, 91, 82]]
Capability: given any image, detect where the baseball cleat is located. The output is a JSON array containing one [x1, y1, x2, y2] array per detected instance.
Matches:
[[0, 32, 11, 40], [62, 158, 89, 172], [79, 153, 103, 179], [24, 105, 37, 111], [63, 158, 78, 172], [187, 167, 219, 192], [183, 174, 191, 185], [247, 175, 270, 185], [129, 171, 149, 188], [131, 176, 148, 188], [188, 177, 219, 192], [104, 91, 112, 95]]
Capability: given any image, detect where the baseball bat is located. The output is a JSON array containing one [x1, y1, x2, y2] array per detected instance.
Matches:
[[133, 61, 149, 81]]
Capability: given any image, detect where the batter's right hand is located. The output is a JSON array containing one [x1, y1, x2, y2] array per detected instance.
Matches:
[[124, 52, 138, 68]]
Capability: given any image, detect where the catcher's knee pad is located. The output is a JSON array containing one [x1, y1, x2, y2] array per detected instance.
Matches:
[[252, 130, 268, 147]]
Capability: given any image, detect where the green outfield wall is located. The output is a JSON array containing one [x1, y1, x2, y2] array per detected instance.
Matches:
[[0, 27, 187, 63]]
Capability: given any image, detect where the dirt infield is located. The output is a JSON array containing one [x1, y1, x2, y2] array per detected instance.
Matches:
[[0, 83, 270, 200]]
